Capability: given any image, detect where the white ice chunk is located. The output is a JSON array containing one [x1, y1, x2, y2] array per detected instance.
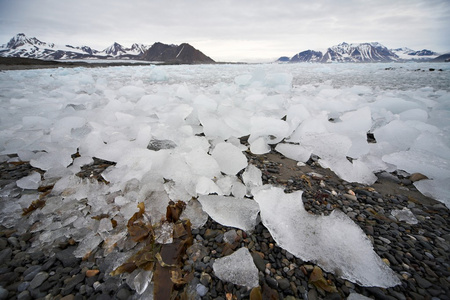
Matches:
[[319, 158, 377, 185], [249, 137, 271, 154], [254, 187, 401, 288], [198, 195, 259, 232], [212, 247, 259, 288], [382, 150, 450, 180], [30, 149, 74, 170], [373, 120, 420, 151], [242, 164, 263, 195], [399, 108, 428, 122], [391, 208, 418, 225], [414, 178, 450, 208], [119, 85, 146, 102], [196, 177, 223, 195], [249, 116, 290, 144], [275, 143, 311, 163], [16, 172, 41, 189], [211, 142, 248, 175], [347, 293, 373, 300], [231, 182, 247, 198], [185, 149, 221, 178]]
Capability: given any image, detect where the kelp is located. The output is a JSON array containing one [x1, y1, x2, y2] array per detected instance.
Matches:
[[22, 199, 46, 215], [111, 199, 195, 299], [22, 184, 54, 216], [309, 266, 338, 293]]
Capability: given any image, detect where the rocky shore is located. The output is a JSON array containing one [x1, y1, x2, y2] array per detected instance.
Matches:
[[1, 149, 449, 300]]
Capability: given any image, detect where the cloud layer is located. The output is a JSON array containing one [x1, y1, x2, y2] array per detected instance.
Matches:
[[1, 0, 449, 61]]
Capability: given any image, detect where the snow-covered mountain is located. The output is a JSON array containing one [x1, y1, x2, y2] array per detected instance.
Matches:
[[279, 42, 440, 63], [0, 33, 151, 60], [391, 47, 439, 60]]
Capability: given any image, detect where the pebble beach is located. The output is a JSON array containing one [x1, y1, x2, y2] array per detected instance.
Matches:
[[1, 149, 449, 300]]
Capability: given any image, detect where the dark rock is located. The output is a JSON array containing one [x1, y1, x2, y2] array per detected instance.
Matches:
[[56, 247, 78, 268], [115, 287, 131, 300], [17, 290, 31, 300], [0, 248, 12, 265], [265, 276, 278, 289], [413, 274, 432, 289], [277, 277, 290, 290], [29, 271, 49, 289], [251, 252, 266, 272]]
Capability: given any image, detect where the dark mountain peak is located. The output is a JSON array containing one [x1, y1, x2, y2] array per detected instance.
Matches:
[[141, 42, 214, 64], [291, 50, 323, 62]]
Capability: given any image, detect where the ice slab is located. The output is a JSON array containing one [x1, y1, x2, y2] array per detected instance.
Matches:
[[16, 172, 41, 189], [382, 150, 450, 180], [414, 178, 450, 208], [275, 143, 311, 163], [212, 247, 259, 288], [211, 142, 248, 175], [197, 195, 259, 232], [254, 187, 401, 288], [391, 208, 418, 225]]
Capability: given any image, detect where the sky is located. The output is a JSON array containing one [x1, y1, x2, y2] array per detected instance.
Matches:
[[0, 0, 449, 62]]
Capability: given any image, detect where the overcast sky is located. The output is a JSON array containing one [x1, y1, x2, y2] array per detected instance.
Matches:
[[0, 0, 449, 62]]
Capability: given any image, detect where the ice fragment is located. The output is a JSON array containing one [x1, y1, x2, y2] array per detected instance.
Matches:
[[16, 172, 41, 189], [198, 195, 259, 232], [212, 247, 259, 288], [254, 187, 401, 287]]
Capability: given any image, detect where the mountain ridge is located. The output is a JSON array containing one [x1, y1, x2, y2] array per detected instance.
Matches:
[[279, 42, 440, 63], [0, 33, 215, 64]]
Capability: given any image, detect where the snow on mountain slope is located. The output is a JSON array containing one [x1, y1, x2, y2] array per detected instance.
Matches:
[[391, 47, 439, 60], [280, 42, 440, 63], [321, 42, 399, 63], [0, 33, 151, 60]]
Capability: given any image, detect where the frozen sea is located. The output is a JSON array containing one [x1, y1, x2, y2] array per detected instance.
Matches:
[[0, 62, 449, 289]]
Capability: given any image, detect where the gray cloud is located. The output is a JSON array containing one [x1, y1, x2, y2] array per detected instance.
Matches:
[[0, 0, 448, 61]]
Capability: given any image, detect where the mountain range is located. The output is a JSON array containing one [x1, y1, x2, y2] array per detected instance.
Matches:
[[0, 33, 214, 64], [278, 42, 442, 63]]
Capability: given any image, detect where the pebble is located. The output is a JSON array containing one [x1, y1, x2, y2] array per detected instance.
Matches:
[[29, 271, 49, 289]]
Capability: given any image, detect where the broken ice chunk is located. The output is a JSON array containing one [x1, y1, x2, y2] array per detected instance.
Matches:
[[195, 177, 223, 195], [73, 232, 103, 258], [212, 247, 259, 288], [197, 195, 259, 232], [391, 208, 418, 225], [414, 178, 450, 208], [180, 199, 208, 229], [211, 142, 248, 175], [126, 269, 153, 294], [275, 143, 312, 163], [242, 164, 263, 195], [16, 171, 41, 189], [254, 187, 401, 288]]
